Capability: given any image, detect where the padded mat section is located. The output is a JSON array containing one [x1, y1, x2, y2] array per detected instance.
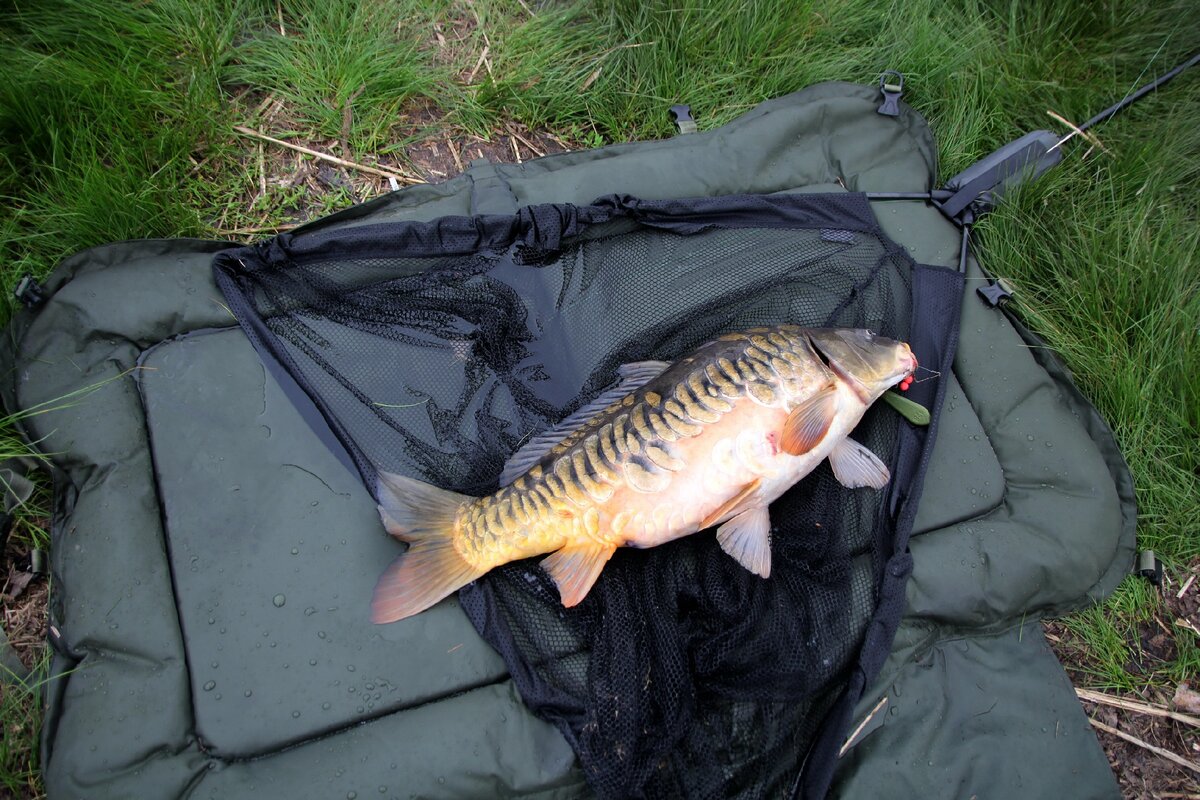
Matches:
[[191, 682, 583, 800], [911, 371, 1004, 535], [903, 259, 1128, 624], [139, 329, 509, 756]]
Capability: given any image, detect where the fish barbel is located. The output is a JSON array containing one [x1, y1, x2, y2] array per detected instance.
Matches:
[[371, 325, 917, 623]]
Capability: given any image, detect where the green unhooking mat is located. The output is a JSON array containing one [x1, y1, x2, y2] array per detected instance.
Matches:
[[1, 80, 1134, 799]]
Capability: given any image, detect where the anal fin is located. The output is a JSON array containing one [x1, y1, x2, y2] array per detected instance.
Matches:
[[716, 506, 772, 578], [541, 542, 616, 607]]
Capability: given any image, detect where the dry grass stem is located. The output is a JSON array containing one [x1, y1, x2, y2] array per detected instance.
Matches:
[[224, 224, 298, 236], [506, 124, 546, 157], [580, 66, 603, 92], [447, 138, 464, 172], [1047, 110, 1112, 156], [257, 142, 266, 198], [838, 696, 888, 757], [1077, 688, 1200, 728], [467, 45, 490, 83], [1088, 718, 1200, 775], [233, 126, 423, 183]]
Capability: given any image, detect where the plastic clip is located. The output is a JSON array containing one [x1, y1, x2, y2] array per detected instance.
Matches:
[[877, 71, 903, 116], [13, 274, 45, 309], [976, 278, 1014, 308], [668, 104, 698, 135], [1138, 550, 1162, 587]]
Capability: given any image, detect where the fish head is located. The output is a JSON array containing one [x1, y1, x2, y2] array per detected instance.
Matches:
[[805, 328, 917, 403]]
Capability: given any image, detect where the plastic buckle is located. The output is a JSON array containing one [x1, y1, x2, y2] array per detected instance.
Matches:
[[668, 104, 698, 135], [877, 71, 904, 116], [1138, 549, 1162, 587], [976, 278, 1014, 308], [13, 274, 45, 309]]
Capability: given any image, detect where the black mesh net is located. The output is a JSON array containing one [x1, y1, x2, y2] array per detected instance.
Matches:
[[214, 193, 924, 799]]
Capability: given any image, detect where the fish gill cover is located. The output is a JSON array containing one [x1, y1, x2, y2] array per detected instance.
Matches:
[[214, 193, 933, 799]]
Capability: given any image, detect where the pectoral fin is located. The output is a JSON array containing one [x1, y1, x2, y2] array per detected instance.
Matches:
[[541, 542, 617, 607], [828, 437, 890, 489], [781, 383, 838, 455], [716, 506, 772, 578]]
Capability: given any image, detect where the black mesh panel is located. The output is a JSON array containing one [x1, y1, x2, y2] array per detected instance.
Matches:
[[213, 193, 938, 800]]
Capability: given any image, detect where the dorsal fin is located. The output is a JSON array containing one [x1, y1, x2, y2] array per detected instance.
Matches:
[[498, 360, 671, 486], [616, 360, 672, 383]]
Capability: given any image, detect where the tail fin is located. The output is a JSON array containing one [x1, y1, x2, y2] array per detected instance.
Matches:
[[371, 470, 483, 624]]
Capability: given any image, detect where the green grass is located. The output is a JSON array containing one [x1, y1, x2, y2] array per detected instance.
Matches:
[[0, 650, 52, 799], [0, 0, 248, 288], [1, 0, 1198, 793], [475, 0, 1195, 158], [226, 0, 445, 154]]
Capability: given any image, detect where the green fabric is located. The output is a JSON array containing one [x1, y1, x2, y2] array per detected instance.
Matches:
[[907, 255, 1131, 623], [0, 623, 29, 683], [835, 624, 1118, 799], [0, 456, 38, 685], [0, 81, 1132, 799], [139, 330, 510, 756]]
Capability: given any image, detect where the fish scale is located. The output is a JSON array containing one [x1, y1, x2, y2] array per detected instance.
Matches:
[[370, 325, 917, 623], [460, 332, 831, 558]]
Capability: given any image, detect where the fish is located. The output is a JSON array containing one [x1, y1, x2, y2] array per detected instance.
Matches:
[[371, 325, 918, 623]]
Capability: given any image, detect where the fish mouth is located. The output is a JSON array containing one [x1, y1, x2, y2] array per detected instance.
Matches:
[[902, 343, 918, 377], [881, 342, 919, 387]]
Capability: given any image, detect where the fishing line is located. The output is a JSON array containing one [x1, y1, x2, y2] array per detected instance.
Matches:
[[910, 366, 941, 384], [1048, 46, 1200, 152]]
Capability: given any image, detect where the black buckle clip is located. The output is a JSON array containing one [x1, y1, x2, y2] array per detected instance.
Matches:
[[976, 278, 1014, 308], [1138, 550, 1162, 587], [668, 104, 698, 135], [877, 71, 904, 116], [13, 274, 45, 309], [13, 548, 47, 576]]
